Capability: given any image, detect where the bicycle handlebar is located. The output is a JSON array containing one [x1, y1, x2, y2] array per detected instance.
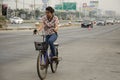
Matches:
[[33, 29, 46, 42]]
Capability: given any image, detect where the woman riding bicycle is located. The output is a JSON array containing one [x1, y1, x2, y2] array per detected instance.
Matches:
[[34, 6, 59, 59]]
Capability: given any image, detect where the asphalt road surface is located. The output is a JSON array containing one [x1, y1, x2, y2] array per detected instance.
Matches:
[[0, 24, 120, 80]]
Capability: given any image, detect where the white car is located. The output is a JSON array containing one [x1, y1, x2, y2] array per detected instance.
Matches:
[[9, 17, 23, 24], [106, 19, 114, 25], [115, 19, 120, 24], [96, 20, 106, 26]]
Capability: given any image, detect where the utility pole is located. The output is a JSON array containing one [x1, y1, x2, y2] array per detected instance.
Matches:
[[0, 0, 3, 15], [15, 0, 18, 16], [15, 0, 18, 10], [34, 0, 35, 10], [34, 0, 35, 19], [23, 0, 24, 9]]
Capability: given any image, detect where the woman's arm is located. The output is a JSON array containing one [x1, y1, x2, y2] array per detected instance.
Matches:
[[35, 22, 44, 31], [54, 24, 59, 32], [37, 23, 44, 31], [54, 16, 59, 32], [33, 22, 44, 35]]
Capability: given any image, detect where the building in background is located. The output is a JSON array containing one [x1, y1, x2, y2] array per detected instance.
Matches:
[[105, 10, 116, 18]]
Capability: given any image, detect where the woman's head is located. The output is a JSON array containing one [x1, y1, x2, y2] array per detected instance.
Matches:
[[46, 6, 54, 17]]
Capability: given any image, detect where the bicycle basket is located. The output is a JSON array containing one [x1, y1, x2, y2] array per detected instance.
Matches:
[[34, 42, 48, 51]]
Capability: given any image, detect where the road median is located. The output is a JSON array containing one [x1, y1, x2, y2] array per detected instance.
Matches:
[[0, 23, 81, 31]]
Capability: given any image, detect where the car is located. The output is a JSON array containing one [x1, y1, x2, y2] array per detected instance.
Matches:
[[117, 20, 120, 23], [9, 17, 24, 24], [115, 19, 120, 24], [81, 20, 93, 28], [96, 20, 106, 26], [106, 18, 114, 25]]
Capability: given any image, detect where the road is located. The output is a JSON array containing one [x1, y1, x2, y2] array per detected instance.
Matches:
[[0, 24, 120, 80]]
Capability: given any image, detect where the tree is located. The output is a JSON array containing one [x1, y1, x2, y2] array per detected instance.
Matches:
[[35, 9, 40, 19], [0, 15, 7, 28]]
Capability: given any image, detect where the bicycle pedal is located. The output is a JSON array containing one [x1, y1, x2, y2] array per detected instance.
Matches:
[[51, 58, 58, 61]]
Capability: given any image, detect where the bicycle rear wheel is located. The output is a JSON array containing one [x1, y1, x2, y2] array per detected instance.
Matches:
[[50, 48, 59, 73], [37, 51, 48, 80]]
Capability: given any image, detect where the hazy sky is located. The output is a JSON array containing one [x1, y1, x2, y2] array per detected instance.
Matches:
[[3, 0, 120, 14]]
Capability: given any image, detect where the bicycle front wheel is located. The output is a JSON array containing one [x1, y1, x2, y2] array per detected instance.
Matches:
[[50, 48, 59, 73], [37, 51, 48, 80]]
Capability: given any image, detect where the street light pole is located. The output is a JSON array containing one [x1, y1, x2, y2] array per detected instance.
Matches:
[[34, 0, 36, 19], [97, 0, 99, 18], [34, 0, 35, 10], [59, 0, 63, 10], [23, 0, 24, 9], [60, 0, 63, 20]]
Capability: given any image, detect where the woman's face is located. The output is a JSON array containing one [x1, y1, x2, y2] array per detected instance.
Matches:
[[46, 10, 52, 18]]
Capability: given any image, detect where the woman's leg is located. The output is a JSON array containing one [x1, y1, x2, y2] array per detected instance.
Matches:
[[48, 34, 58, 57], [46, 35, 50, 43]]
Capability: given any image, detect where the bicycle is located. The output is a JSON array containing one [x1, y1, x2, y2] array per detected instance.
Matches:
[[34, 34, 59, 80]]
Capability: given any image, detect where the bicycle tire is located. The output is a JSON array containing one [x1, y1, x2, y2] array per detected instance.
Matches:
[[37, 51, 48, 80], [50, 48, 59, 73]]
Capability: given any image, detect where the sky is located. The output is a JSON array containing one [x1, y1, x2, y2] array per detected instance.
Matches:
[[3, 0, 120, 14]]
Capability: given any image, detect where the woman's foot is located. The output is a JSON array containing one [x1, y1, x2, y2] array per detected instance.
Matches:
[[40, 64, 46, 70], [52, 56, 58, 60]]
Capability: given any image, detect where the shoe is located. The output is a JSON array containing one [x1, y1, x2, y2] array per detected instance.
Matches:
[[52, 56, 58, 61], [40, 64, 46, 70]]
